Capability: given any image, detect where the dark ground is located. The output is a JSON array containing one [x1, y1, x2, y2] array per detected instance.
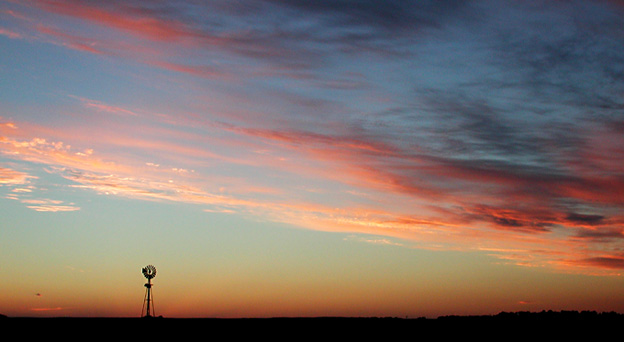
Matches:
[[2, 311, 623, 336]]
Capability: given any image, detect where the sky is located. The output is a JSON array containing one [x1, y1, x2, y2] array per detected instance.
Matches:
[[1, 0, 624, 318]]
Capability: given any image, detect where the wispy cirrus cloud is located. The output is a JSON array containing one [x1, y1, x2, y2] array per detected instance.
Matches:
[[0, 27, 21, 39], [35, 24, 108, 55], [26, 0, 189, 42], [69, 95, 139, 116]]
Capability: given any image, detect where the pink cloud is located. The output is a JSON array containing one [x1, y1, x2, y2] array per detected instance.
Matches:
[[0, 27, 22, 39], [146, 60, 236, 81], [36, 25, 108, 54], [69, 95, 139, 116], [30, 0, 188, 42], [21, 0, 319, 78]]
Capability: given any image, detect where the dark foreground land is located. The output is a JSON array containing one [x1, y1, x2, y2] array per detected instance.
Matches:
[[2, 311, 623, 337]]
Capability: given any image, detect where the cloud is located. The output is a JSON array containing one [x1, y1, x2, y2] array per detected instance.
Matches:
[[65, 265, 86, 273], [0, 166, 80, 212], [566, 213, 606, 227], [69, 95, 139, 116], [26, 202, 80, 212], [36, 25, 108, 54], [28, 0, 189, 42], [573, 227, 624, 243], [266, 0, 468, 34], [30, 307, 65, 312], [0, 167, 35, 185], [345, 235, 404, 247], [0, 27, 22, 39], [146, 60, 235, 81], [18, 0, 454, 73], [3, 109, 624, 273], [2, 0, 624, 274], [579, 257, 624, 270]]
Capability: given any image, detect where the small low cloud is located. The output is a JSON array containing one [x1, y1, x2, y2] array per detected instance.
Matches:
[[18, 197, 80, 212], [65, 265, 86, 273], [345, 235, 404, 247], [30, 307, 64, 312], [26, 204, 80, 212], [0, 167, 35, 185]]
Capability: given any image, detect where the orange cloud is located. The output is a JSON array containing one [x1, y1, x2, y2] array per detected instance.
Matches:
[[31, 307, 65, 312], [26, 203, 80, 212], [1, 134, 123, 174], [0, 167, 35, 185]]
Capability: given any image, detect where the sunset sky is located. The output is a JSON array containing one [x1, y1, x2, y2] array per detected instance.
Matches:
[[1, 0, 624, 318]]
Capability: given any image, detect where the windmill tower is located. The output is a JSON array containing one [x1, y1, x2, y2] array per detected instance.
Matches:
[[141, 265, 157, 318]]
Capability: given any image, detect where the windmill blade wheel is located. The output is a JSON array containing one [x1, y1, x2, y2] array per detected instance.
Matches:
[[142, 265, 157, 280]]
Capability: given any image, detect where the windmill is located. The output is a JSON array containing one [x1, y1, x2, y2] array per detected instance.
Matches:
[[141, 265, 157, 318]]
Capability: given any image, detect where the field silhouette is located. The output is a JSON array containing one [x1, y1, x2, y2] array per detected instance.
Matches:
[[2, 310, 623, 334]]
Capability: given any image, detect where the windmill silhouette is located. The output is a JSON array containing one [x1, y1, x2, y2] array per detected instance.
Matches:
[[141, 265, 157, 318]]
